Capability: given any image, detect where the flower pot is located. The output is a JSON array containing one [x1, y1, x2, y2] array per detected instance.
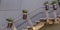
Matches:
[[23, 13, 27, 20], [45, 4, 49, 10], [53, 4, 57, 10], [7, 22, 13, 28]]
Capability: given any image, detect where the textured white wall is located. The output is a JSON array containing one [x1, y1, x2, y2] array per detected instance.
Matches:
[[0, 0, 21, 10], [21, 0, 46, 12]]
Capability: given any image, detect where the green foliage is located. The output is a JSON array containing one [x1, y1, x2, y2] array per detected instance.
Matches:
[[51, 0, 57, 5], [6, 18, 13, 22], [44, 1, 49, 5], [22, 10, 27, 13]]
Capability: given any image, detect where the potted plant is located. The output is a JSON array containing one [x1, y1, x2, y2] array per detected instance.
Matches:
[[22, 10, 27, 20], [6, 18, 13, 28], [51, 0, 57, 10], [44, 1, 49, 10]]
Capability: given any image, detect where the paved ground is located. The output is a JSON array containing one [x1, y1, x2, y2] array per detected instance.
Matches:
[[39, 23, 60, 30]]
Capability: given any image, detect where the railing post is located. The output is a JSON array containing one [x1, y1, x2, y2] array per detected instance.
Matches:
[[53, 10, 57, 24], [53, 4, 57, 24], [46, 10, 49, 23], [44, 1, 49, 23]]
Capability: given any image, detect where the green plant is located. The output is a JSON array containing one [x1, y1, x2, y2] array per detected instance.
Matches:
[[22, 10, 27, 13], [6, 18, 13, 22], [51, 0, 57, 5], [44, 1, 49, 5]]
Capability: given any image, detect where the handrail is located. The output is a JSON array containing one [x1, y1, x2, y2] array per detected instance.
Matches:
[[30, 12, 44, 19], [13, 7, 42, 23]]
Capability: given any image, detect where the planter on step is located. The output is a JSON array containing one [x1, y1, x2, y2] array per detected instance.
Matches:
[[44, 1, 49, 10], [6, 18, 13, 28], [22, 10, 27, 20], [51, 0, 57, 10], [53, 4, 57, 10]]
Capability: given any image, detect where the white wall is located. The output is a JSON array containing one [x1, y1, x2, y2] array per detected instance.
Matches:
[[0, 0, 21, 10], [21, 0, 46, 12]]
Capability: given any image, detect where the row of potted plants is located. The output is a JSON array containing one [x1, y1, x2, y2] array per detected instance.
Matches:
[[6, 0, 57, 29], [44, 0, 57, 10], [6, 10, 28, 28]]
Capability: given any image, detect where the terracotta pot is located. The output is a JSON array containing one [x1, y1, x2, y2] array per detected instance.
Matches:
[[23, 13, 27, 19], [7, 22, 13, 28], [53, 4, 57, 10], [45, 4, 49, 10]]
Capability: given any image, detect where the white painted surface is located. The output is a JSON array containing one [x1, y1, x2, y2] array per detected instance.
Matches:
[[0, 0, 21, 10]]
